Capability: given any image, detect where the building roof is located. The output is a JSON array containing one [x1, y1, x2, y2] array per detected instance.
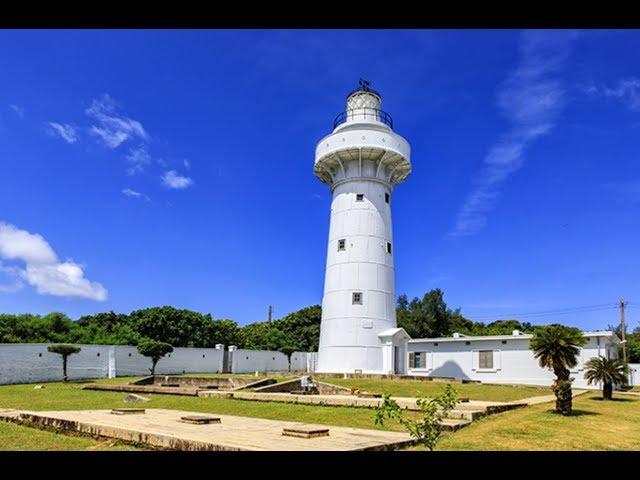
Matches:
[[378, 327, 411, 340], [408, 330, 619, 344]]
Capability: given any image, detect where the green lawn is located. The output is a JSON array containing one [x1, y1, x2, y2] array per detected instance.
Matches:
[[0, 380, 398, 430], [437, 392, 640, 450], [178, 373, 552, 402], [0, 377, 636, 451], [0, 421, 138, 451], [313, 376, 551, 402]]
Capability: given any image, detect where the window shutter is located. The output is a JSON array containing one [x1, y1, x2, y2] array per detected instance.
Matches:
[[493, 350, 501, 370], [408, 352, 415, 369], [428, 352, 434, 371], [472, 350, 479, 371]]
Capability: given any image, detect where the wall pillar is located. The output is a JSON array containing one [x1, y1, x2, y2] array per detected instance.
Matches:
[[108, 346, 116, 379]]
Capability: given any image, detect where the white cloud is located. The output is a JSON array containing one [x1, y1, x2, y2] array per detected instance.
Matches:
[[86, 94, 148, 149], [47, 122, 78, 144], [122, 188, 150, 202], [0, 222, 107, 301], [161, 170, 193, 190], [125, 146, 152, 175], [450, 30, 576, 237], [0, 263, 24, 293], [585, 78, 640, 111], [9, 104, 24, 118], [183, 159, 191, 170]]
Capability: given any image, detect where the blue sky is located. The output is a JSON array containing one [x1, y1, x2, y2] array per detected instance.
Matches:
[[0, 29, 638, 331]]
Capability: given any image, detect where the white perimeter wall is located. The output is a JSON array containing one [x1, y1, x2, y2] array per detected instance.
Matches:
[[114, 346, 224, 376], [231, 349, 289, 374], [0, 344, 316, 385], [0, 344, 112, 384], [406, 336, 619, 389]]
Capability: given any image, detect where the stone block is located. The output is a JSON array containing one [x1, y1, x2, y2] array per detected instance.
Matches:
[[111, 408, 145, 415], [282, 426, 330, 439], [179, 415, 221, 425]]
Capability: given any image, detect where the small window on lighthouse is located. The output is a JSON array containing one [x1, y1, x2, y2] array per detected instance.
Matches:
[[387, 242, 392, 254], [385, 193, 390, 204], [352, 292, 363, 305], [338, 239, 346, 251], [356, 193, 364, 202]]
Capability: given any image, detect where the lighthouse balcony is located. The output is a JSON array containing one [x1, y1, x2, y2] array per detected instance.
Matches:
[[333, 107, 393, 130], [314, 127, 411, 188]]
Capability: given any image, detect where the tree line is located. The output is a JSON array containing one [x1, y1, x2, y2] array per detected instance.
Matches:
[[1, 289, 636, 361]]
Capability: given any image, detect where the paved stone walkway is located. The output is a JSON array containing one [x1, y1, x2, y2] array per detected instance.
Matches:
[[5, 408, 414, 451]]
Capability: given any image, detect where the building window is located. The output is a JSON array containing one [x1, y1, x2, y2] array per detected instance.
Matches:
[[352, 292, 363, 305], [409, 352, 427, 369], [338, 239, 346, 251], [356, 193, 364, 202], [479, 350, 494, 369], [385, 192, 390, 204], [386, 242, 392, 254]]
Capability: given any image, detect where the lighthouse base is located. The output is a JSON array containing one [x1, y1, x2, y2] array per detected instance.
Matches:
[[316, 328, 411, 375]]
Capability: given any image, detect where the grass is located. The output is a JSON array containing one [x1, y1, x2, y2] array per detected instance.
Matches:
[[1, 377, 637, 451], [313, 376, 551, 402], [436, 392, 640, 450], [0, 421, 138, 451], [0, 379, 405, 430], [177, 373, 552, 402]]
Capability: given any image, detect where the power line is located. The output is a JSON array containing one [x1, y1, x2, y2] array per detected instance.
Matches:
[[465, 303, 618, 321]]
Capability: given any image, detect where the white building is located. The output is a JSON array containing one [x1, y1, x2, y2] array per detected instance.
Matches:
[[314, 80, 411, 374], [311, 83, 624, 389], [397, 329, 621, 389]]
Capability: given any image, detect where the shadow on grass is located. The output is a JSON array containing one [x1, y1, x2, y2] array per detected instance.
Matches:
[[590, 396, 636, 403], [544, 409, 600, 417]]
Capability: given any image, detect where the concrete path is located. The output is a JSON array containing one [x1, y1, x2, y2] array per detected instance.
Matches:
[[6, 408, 414, 451], [510, 389, 588, 406]]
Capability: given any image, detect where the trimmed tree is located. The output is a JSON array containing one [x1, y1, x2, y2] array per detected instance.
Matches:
[[278, 345, 298, 373], [137, 339, 173, 375], [531, 325, 587, 416], [47, 344, 81, 382], [584, 356, 628, 400]]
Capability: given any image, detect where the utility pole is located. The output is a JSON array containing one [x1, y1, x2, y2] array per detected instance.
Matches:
[[620, 298, 627, 364], [268, 305, 273, 322]]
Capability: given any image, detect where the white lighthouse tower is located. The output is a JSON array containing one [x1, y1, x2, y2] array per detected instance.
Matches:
[[314, 80, 412, 374]]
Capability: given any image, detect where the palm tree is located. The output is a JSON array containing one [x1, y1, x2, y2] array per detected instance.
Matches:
[[584, 356, 628, 400], [530, 325, 587, 415]]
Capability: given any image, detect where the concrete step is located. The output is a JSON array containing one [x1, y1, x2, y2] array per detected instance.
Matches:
[[439, 418, 472, 431], [0, 409, 22, 420], [446, 409, 486, 421]]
